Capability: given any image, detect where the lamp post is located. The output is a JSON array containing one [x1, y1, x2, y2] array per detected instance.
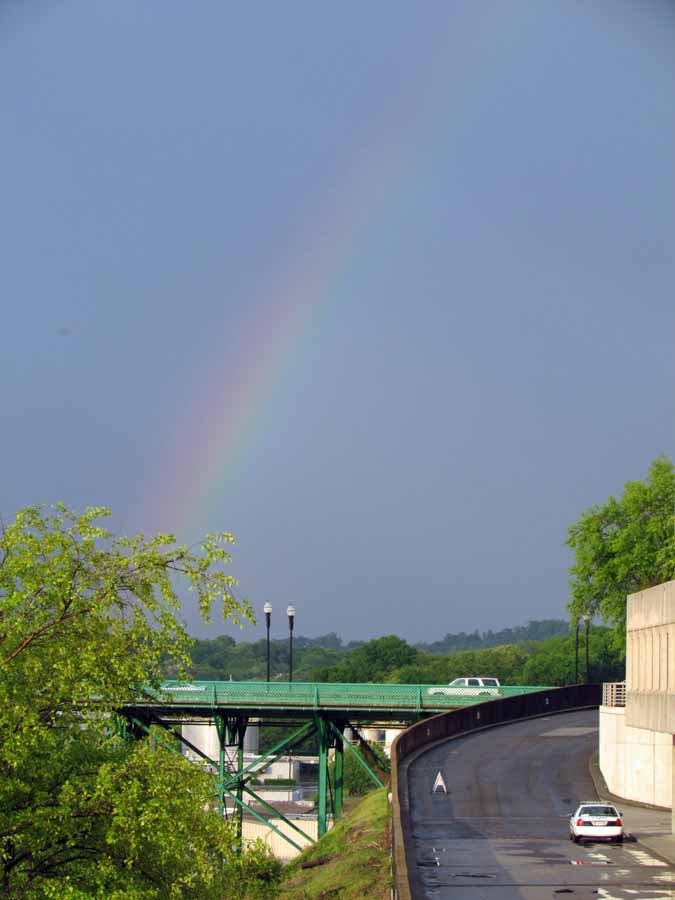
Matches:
[[263, 602, 272, 683], [575, 616, 581, 684], [583, 613, 591, 683], [287, 605, 295, 683]]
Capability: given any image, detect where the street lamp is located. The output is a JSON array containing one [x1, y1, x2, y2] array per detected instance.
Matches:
[[583, 613, 591, 683], [575, 616, 581, 684], [287, 605, 295, 683], [263, 602, 272, 683]]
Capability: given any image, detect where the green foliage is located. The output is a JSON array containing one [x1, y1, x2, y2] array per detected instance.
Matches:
[[311, 635, 416, 683], [519, 628, 624, 686], [182, 634, 347, 682], [391, 643, 531, 685], [0, 504, 282, 899], [567, 457, 675, 638]]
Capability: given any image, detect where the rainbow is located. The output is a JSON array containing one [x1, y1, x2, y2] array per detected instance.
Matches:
[[142, 4, 521, 535], [147, 148, 405, 534]]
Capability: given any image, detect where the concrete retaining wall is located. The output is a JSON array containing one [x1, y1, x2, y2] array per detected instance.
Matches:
[[626, 579, 675, 733], [599, 705, 672, 808]]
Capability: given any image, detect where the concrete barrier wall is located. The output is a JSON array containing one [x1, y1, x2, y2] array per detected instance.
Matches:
[[599, 705, 673, 808], [389, 684, 602, 900]]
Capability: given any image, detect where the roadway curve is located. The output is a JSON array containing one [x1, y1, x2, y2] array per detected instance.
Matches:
[[404, 709, 675, 899]]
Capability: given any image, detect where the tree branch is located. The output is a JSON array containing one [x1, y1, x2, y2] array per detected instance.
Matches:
[[2, 608, 92, 666]]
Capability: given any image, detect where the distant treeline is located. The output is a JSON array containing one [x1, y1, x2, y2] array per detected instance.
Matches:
[[415, 619, 569, 654], [171, 618, 623, 687]]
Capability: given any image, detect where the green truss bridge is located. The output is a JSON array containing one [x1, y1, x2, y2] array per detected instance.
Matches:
[[119, 680, 550, 853]]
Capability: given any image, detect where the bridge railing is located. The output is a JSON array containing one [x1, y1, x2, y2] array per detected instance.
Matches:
[[138, 680, 553, 711], [602, 681, 626, 707], [389, 683, 603, 900]]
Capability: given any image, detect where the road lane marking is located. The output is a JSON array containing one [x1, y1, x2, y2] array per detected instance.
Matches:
[[625, 847, 667, 867]]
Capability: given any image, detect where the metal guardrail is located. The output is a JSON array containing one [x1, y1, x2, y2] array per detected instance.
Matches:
[[602, 681, 626, 707], [136, 680, 553, 713], [389, 683, 603, 900]]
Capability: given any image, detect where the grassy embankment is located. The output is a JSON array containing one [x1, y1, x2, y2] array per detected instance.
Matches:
[[282, 788, 391, 899]]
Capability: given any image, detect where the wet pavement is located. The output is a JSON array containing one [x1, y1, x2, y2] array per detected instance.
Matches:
[[404, 709, 675, 898]]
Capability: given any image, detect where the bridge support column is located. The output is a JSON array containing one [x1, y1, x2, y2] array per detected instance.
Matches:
[[224, 716, 247, 849], [317, 716, 329, 838], [214, 714, 227, 819], [236, 719, 245, 849], [334, 725, 344, 821], [214, 714, 248, 842]]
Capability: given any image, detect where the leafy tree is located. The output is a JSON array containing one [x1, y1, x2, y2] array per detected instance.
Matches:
[[311, 635, 416, 683], [519, 628, 625, 686], [390, 644, 530, 686], [567, 457, 675, 639], [184, 635, 347, 682], [0, 504, 282, 899]]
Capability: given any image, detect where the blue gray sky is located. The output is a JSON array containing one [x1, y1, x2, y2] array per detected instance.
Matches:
[[2, 1, 674, 644]]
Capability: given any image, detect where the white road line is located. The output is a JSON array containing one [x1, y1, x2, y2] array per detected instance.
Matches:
[[598, 891, 675, 899], [624, 847, 667, 867]]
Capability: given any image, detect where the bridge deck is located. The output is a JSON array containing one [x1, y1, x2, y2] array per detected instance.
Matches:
[[123, 680, 552, 723]]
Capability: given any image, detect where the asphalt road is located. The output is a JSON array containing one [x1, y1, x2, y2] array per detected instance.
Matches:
[[405, 709, 675, 899]]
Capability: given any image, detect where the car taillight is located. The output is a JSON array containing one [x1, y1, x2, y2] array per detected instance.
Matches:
[[614, 818, 622, 827], [576, 818, 585, 826]]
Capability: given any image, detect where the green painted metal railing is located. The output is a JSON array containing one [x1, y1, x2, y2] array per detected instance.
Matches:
[[139, 680, 552, 712]]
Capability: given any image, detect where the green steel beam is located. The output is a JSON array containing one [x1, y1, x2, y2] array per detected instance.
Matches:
[[156, 719, 219, 769], [348, 723, 390, 777], [236, 723, 244, 849], [222, 720, 315, 790], [328, 720, 384, 789], [334, 725, 344, 820], [128, 716, 182, 755], [317, 716, 329, 839], [240, 783, 315, 846], [222, 786, 306, 854], [215, 715, 226, 818]]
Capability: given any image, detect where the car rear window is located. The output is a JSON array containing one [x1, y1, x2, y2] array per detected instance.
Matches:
[[580, 806, 617, 817], [482, 679, 498, 686]]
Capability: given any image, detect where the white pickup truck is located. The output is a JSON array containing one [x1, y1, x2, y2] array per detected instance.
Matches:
[[427, 677, 501, 697]]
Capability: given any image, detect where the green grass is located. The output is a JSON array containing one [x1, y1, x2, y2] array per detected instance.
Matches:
[[281, 788, 391, 899]]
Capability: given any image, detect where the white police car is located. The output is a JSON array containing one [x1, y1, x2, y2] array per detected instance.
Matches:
[[569, 802, 623, 844]]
